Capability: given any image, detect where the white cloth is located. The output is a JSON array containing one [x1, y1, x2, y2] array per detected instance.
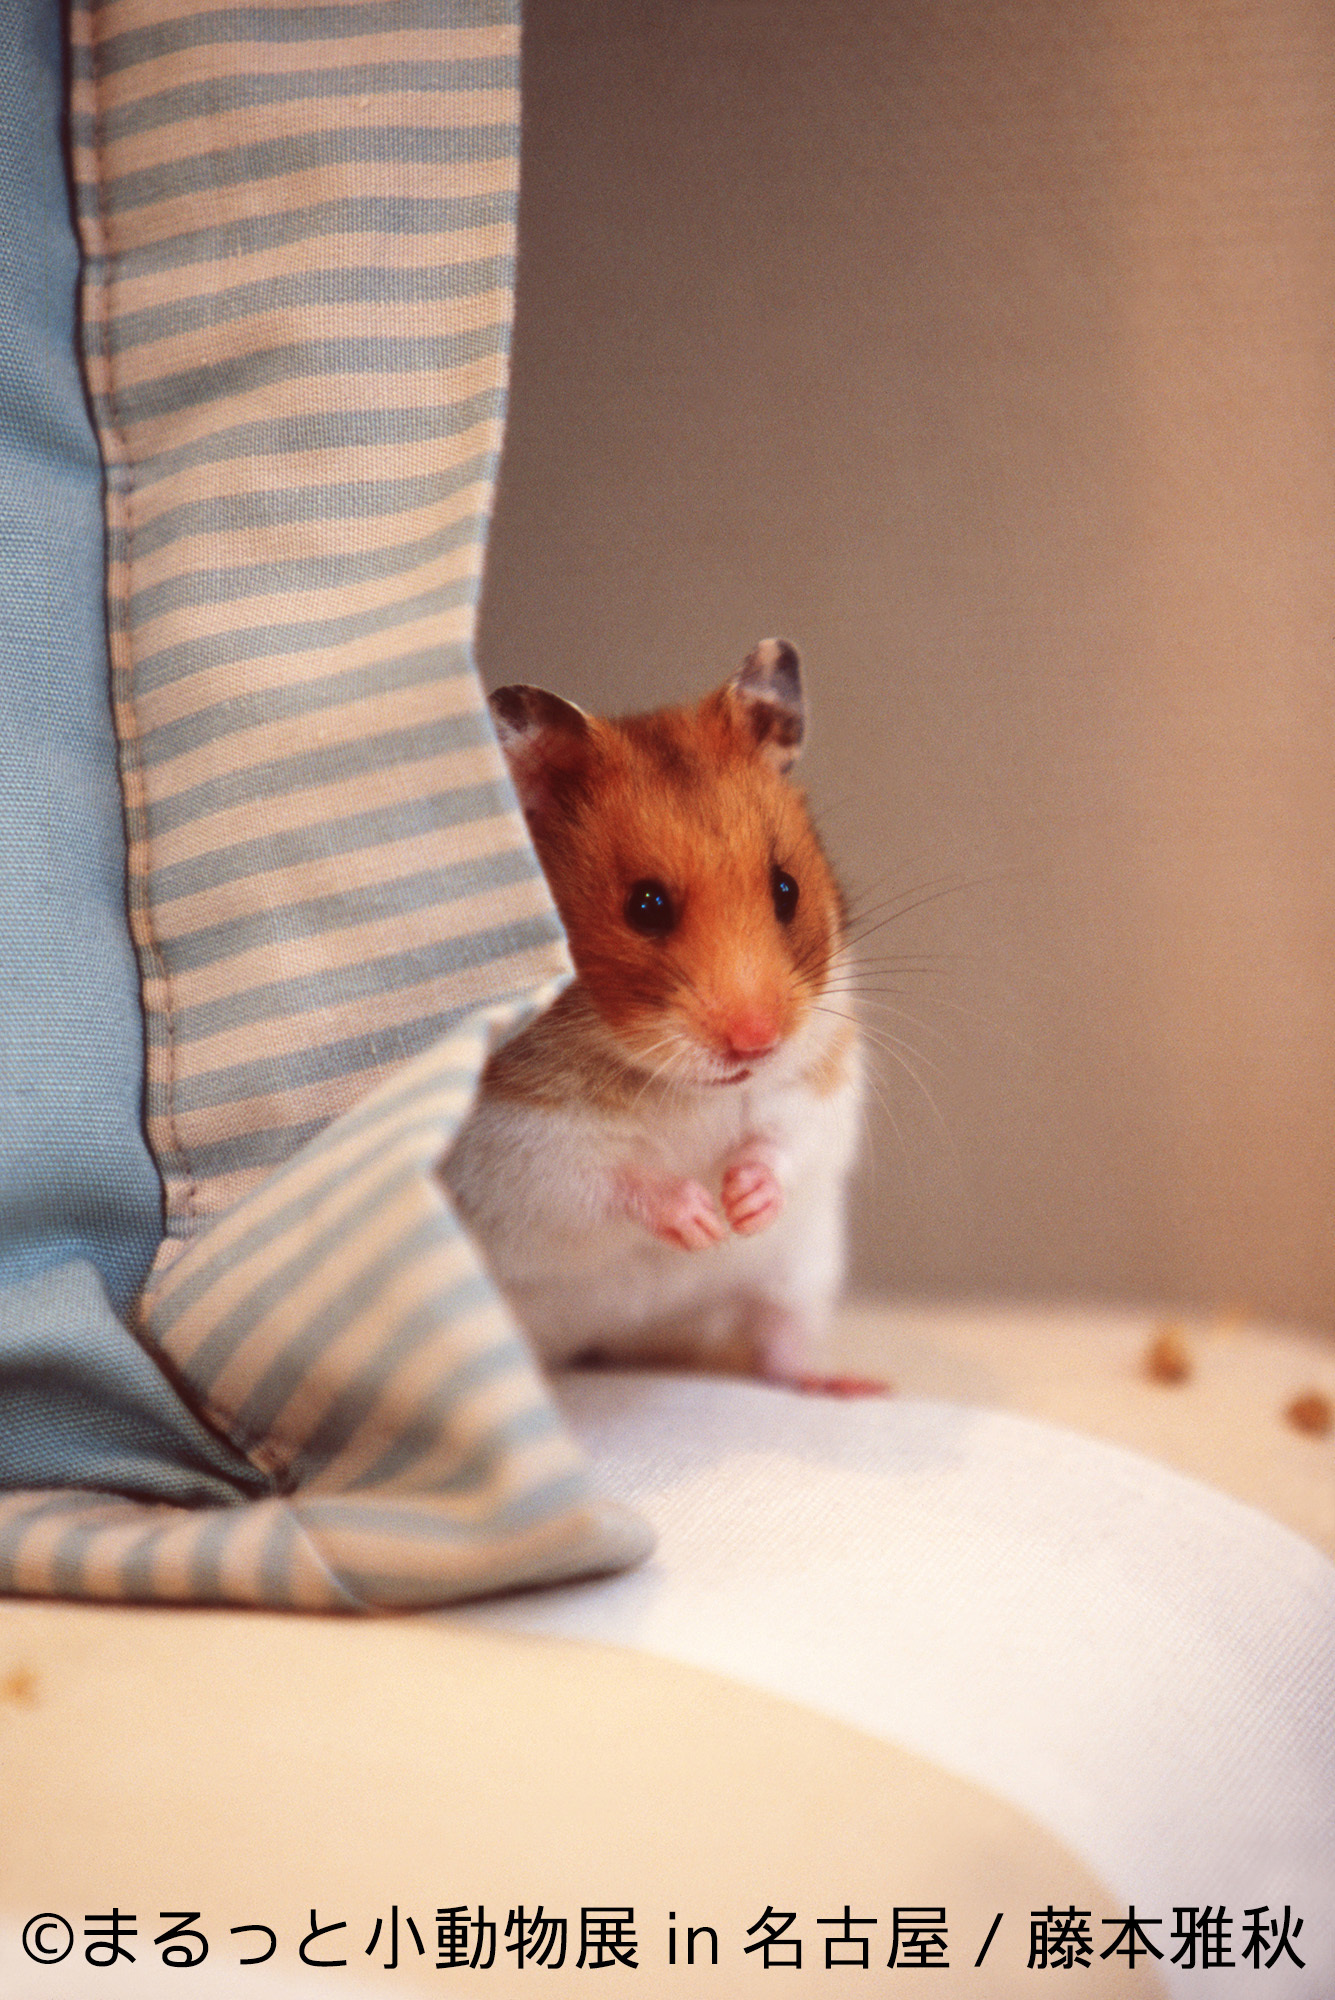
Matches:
[[462, 1374, 1335, 1999]]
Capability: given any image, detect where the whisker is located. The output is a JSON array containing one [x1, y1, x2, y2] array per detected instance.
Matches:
[[832, 1002, 963, 1176], [859, 1060, 913, 1180], [842, 873, 971, 921], [842, 1017, 947, 1080], [825, 996, 962, 1053], [841, 869, 1014, 952]]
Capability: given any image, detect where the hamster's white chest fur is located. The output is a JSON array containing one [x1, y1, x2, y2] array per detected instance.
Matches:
[[442, 1025, 861, 1377]]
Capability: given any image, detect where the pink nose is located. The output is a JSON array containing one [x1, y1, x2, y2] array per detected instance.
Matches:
[[720, 1017, 781, 1063]]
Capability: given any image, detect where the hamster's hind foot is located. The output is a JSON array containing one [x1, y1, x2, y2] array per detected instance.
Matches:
[[745, 1299, 893, 1397], [789, 1372, 893, 1398]]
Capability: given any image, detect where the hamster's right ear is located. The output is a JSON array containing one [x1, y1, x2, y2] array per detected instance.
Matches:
[[488, 683, 592, 826], [725, 639, 805, 773]]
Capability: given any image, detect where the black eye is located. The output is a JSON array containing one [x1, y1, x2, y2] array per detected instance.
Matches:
[[772, 867, 799, 924], [625, 878, 675, 936]]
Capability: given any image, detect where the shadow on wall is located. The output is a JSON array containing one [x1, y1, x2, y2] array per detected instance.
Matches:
[[478, 0, 1335, 1331]]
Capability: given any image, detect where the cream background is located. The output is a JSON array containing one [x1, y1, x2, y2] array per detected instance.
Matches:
[[478, 0, 1335, 1331]]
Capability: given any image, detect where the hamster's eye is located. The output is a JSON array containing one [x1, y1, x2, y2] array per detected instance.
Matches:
[[772, 867, 799, 924], [624, 878, 675, 937]]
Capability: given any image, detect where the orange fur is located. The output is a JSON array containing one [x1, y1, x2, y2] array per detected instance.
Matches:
[[805, 1010, 859, 1100], [511, 684, 845, 1084]]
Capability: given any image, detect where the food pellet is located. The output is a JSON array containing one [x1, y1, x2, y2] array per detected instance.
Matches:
[[1284, 1391, 1332, 1437], [1145, 1323, 1192, 1384]]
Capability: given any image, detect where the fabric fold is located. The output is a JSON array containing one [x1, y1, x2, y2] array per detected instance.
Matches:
[[1, 999, 655, 1607]]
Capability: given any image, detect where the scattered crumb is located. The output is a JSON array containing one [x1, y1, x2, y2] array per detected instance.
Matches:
[[0, 1667, 38, 1706], [1285, 1391, 1332, 1438], [1144, 1323, 1192, 1385]]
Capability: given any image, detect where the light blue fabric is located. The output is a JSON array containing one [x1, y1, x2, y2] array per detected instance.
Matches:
[[0, 0, 265, 1502]]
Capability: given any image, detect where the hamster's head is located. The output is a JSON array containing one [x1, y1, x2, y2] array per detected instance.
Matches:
[[489, 640, 846, 1087]]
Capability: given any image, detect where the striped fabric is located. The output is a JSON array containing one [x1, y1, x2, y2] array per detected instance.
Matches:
[[71, 0, 564, 1232], [0, 0, 654, 1606], [0, 1000, 652, 1608]]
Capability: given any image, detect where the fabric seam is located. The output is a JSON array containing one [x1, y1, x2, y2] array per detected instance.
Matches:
[[73, 0, 199, 1242]]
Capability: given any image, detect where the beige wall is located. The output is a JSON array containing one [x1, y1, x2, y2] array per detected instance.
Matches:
[[478, 0, 1335, 1330]]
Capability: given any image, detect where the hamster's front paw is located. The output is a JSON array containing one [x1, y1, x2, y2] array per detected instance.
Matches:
[[653, 1178, 728, 1250], [721, 1155, 784, 1235], [620, 1172, 727, 1251]]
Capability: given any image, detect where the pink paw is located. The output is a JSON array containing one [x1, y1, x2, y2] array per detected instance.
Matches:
[[790, 1372, 894, 1398], [721, 1158, 784, 1235], [643, 1178, 727, 1251]]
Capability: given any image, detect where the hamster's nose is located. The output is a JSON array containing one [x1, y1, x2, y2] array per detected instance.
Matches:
[[719, 1014, 782, 1063]]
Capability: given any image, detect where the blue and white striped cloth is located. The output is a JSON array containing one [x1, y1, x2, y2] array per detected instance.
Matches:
[[0, 0, 653, 1608]]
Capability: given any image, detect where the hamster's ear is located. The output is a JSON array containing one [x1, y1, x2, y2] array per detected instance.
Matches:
[[723, 639, 805, 773], [488, 683, 592, 825]]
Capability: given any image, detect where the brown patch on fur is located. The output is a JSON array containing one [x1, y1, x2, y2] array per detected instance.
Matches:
[[482, 984, 671, 1113], [805, 1010, 858, 1098], [572, 1326, 760, 1376]]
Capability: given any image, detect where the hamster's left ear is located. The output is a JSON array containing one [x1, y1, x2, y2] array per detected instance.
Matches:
[[724, 639, 805, 773], [488, 682, 592, 828]]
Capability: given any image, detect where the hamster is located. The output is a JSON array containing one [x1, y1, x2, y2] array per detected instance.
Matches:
[[442, 640, 868, 1390]]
